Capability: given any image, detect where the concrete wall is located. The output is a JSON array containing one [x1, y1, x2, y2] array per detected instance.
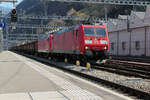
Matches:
[[109, 27, 150, 57], [130, 28, 145, 56], [109, 32, 118, 55], [118, 30, 130, 56]]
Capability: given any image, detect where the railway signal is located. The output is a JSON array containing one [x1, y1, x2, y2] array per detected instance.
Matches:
[[11, 9, 17, 22]]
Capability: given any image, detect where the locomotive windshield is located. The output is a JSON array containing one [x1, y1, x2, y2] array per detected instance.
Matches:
[[84, 28, 95, 36], [96, 28, 106, 37], [84, 28, 106, 37]]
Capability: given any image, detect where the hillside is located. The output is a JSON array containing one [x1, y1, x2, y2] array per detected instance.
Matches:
[[17, 0, 147, 17], [17, 0, 85, 16]]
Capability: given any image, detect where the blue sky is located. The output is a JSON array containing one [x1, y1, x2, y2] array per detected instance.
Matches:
[[0, 0, 23, 8]]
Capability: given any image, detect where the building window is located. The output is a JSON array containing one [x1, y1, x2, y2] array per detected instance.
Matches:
[[111, 42, 114, 51], [122, 42, 126, 50], [135, 41, 140, 50]]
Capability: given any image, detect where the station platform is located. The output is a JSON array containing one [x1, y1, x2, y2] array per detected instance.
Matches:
[[0, 51, 133, 100]]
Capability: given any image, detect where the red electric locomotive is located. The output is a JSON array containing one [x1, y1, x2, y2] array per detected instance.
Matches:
[[38, 24, 109, 63], [11, 24, 109, 63]]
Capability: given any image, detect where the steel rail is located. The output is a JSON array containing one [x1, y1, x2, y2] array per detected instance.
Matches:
[[92, 62, 150, 79], [93, 64, 150, 79], [110, 59, 150, 68]]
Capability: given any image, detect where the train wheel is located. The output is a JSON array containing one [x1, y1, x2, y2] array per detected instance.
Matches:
[[76, 60, 80, 66]]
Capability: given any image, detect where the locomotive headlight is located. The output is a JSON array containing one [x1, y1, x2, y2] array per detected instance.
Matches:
[[100, 40, 108, 44], [104, 47, 107, 50], [85, 46, 90, 50], [85, 40, 92, 44], [102, 46, 107, 50]]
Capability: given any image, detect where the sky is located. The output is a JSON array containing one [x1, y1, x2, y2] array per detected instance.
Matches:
[[0, 0, 23, 8]]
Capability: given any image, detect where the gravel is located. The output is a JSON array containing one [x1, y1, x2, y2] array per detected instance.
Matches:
[[53, 61, 150, 94]]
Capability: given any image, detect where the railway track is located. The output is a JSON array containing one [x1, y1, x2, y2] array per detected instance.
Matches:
[[109, 59, 150, 70], [92, 62, 150, 80], [15, 51, 150, 100], [112, 56, 150, 63]]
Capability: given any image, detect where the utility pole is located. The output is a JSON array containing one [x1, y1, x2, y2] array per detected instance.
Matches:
[[125, 10, 130, 32], [104, 5, 108, 22], [44, 1, 48, 16]]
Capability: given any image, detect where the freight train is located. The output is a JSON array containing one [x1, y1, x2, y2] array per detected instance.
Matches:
[[10, 24, 109, 64]]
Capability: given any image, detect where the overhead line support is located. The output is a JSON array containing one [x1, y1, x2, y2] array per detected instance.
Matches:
[[47, 0, 150, 6], [0, 0, 17, 2]]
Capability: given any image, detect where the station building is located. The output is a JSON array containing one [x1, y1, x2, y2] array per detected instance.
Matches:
[[108, 6, 150, 57]]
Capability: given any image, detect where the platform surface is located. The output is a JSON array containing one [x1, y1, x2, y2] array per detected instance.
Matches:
[[0, 51, 133, 100]]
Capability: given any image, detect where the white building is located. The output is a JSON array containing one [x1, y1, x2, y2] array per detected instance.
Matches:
[[108, 6, 150, 57]]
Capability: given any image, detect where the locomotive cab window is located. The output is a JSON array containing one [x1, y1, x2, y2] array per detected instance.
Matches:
[[84, 28, 94, 36], [96, 28, 106, 37], [84, 28, 106, 37]]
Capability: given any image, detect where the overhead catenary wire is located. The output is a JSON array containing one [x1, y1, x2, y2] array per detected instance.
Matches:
[[47, 0, 150, 6]]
